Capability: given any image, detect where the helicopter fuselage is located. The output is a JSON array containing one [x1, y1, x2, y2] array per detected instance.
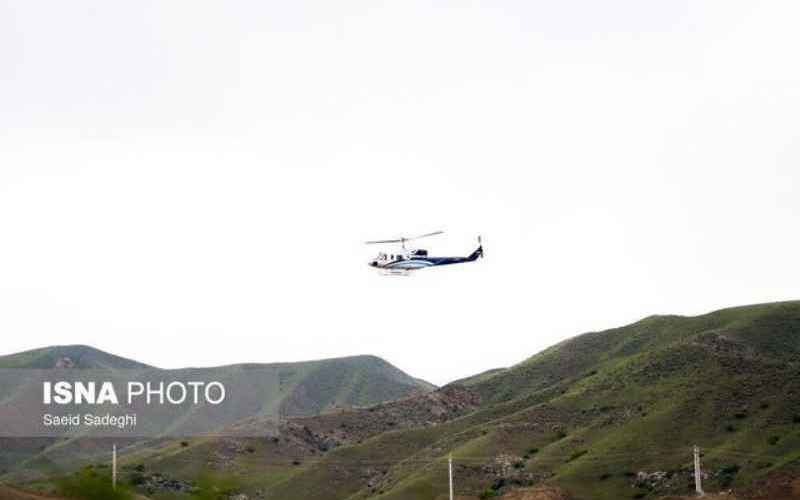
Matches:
[[368, 245, 482, 271]]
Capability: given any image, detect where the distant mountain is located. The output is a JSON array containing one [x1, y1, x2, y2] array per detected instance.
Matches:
[[0, 346, 433, 415], [126, 301, 800, 500], [0, 346, 435, 481], [0, 345, 151, 370]]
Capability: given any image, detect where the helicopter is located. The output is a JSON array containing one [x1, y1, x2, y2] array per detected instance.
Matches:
[[365, 231, 483, 273]]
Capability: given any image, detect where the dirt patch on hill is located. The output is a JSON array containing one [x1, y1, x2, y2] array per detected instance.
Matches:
[[659, 473, 800, 500], [436, 487, 571, 500], [500, 486, 573, 500], [0, 485, 152, 500], [659, 495, 739, 500], [0, 486, 66, 500], [744, 473, 800, 500]]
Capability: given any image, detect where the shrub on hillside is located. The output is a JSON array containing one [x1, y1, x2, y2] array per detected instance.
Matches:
[[128, 471, 146, 486], [57, 468, 133, 500], [720, 464, 740, 475], [719, 464, 740, 487], [567, 450, 588, 462], [524, 447, 539, 459]]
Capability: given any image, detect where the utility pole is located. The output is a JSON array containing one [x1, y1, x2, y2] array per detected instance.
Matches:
[[112, 443, 117, 491], [448, 453, 454, 500], [693, 445, 704, 497]]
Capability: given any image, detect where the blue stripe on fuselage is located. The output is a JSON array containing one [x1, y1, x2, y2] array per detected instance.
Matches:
[[385, 257, 467, 269]]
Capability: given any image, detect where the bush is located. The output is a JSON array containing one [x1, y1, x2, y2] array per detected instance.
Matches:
[[480, 489, 498, 499], [768, 435, 780, 445], [181, 440, 190, 447], [556, 430, 568, 440], [793, 415, 800, 424], [57, 469, 133, 500], [725, 424, 736, 433], [524, 447, 539, 459], [129, 471, 146, 486], [720, 464, 740, 475], [719, 464, 739, 487], [567, 450, 588, 462]]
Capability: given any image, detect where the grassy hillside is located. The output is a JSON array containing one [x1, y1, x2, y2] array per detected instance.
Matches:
[[0, 347, 434, 483], [267, 354, 437, 416], [110, 301, 800, 500]]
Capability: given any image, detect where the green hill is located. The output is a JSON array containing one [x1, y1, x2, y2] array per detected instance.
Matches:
[[0, 347, 434, 482], [116, 301, 800, 500], [0, 346, 433, 416]]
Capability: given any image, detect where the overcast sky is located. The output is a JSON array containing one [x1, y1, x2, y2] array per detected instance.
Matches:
[[1, 1, 799, 385]]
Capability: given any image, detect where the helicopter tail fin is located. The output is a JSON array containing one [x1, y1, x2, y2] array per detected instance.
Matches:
[[467, 236, 483, 261]]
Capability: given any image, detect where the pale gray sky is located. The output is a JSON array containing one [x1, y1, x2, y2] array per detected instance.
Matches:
[[1, 1, 798, 385]]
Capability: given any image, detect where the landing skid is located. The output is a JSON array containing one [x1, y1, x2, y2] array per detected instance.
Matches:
[[380, 269, 412, 276]]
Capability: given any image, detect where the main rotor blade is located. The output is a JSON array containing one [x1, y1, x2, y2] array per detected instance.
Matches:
[[365, 231, 443, 245], [365, 238, 404, 244], [407, 230, 444, 241]]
